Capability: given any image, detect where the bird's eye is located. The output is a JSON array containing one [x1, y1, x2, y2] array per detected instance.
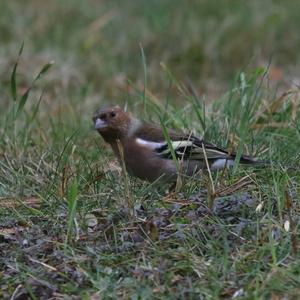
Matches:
[[110, 111, 116, 117]]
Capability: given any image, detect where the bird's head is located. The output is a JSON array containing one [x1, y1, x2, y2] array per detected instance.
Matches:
[[92, 105, 131, 140]]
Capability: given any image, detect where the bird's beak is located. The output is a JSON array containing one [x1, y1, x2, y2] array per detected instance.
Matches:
[[94, 118, 107, 130]]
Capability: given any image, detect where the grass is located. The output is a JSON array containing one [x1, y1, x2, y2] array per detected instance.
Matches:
[[1, 1, 300, 299]]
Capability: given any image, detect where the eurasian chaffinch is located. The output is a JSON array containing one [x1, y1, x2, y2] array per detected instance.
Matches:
[[93, 106, 263, 183]]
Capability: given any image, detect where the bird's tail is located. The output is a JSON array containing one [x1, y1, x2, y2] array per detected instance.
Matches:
[[238, 154, 269, 166], [210, 155, 268, 170]]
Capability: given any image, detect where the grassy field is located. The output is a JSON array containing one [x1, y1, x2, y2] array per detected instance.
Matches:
[[1, 1, 300, 299]]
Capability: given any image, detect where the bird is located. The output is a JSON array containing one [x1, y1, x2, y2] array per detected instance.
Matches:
[[92, 105, 264, 183]]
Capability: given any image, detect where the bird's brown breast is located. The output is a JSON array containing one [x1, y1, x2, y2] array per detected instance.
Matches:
[[119, 138, 177, 182]]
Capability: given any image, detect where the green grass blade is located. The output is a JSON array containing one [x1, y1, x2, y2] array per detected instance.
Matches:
[[159, 115, 179, 171], [66, 179, 78, 244], [16, 88, 31, 117], [15, 61, 53, 118], [10, 42, 24, 101], [29, 90, 44, 124], [33, 60, 54, 83], [139, 44, 147, 114], [10, 63, 18, 102]]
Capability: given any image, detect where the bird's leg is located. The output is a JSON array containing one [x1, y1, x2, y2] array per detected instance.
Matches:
[[168, 181, 177, 193]]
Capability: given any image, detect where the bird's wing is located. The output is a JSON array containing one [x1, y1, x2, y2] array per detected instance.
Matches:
[[154, 136, 231, 161], [134, 123, 264, 167], [135, 123, 231, 161]]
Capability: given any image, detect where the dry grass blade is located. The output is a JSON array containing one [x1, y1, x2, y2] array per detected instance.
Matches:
[[251, 90, 297, 129], [85, 10, 118, 34], [0, 197, 41, 209], [200, 143, 216, 210], [116, 139, 134, 216], [59, 165, 72, 198], [162, 197, 192, 206], [215, 174, 255, 196], [251, 122, 290, 129], [28, 257, 58, 272], [10, 284, 23, 300]]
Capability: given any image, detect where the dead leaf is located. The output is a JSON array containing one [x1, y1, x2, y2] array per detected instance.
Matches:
[[270, 293, 280, 300], [153, 285, 165, 293], [85, 213, 98, 228], [0, 226, 26, 237], [171, 274, 183, 284], [268, 65, 284, 81], [148, 221, 159, 241], [102, 159, 122, 176]]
